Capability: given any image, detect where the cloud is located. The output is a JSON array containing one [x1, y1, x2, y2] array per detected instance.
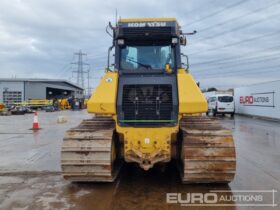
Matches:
[[0, 0, 279, 89]]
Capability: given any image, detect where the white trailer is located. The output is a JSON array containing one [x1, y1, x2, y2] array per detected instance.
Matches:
[[234, 80, 280, 120]]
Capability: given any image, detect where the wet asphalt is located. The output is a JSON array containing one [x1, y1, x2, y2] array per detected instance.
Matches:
[[0, 110, 279, 210]]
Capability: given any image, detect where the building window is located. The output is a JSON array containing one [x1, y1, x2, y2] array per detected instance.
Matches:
[[3, 91, 22, 105]]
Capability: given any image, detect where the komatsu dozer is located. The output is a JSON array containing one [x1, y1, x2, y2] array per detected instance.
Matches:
[[61, 18, 236, 183]]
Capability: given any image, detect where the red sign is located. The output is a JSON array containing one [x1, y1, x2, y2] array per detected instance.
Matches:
[[240, 96, 253, 104]]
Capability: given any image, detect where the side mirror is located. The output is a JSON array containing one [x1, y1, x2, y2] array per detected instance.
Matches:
[[180, 36, 187, 46], [165, 64, 172, 74], [181, 53, 189, 70], [106, 46, 115, 71]]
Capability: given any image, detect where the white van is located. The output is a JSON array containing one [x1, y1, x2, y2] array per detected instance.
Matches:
[[207, 94, 235, 117]]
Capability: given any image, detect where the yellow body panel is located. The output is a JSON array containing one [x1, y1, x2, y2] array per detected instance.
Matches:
[[119, 18, 177, 22], [87, 72, 118, 114], [87, 69, 207, 169], [116, 124, 178, 170], [177, 69, 207, 114]]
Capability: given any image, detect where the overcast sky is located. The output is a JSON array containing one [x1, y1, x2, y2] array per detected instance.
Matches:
[[0, 0, 280, 90]]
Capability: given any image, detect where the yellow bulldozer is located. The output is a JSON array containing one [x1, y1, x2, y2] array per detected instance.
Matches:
[[61, 18, 236, 183]]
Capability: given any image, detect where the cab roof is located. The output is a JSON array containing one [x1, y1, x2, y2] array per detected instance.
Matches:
[[119, 18, 177, 23], [116, 18, 180, 39]]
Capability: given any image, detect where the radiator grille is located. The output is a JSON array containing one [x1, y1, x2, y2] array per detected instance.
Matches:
[[121, 85, 174, 126]]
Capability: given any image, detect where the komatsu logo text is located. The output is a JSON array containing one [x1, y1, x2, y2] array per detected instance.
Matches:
[[128, 22, 167, 27]]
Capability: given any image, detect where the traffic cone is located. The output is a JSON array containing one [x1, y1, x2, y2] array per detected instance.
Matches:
[[32, 112, 40, 130]]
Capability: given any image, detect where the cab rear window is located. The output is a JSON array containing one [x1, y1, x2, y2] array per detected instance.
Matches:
[[218, 96, 233, 102]]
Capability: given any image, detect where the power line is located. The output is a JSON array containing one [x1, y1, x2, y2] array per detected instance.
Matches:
[[57, 64, 72, 78], [197, 0, 280, 34], [57, 54, 76, 78], [182, 0, 250, 27], [190, 45, 280, 66], [87, 55, 107, 59], [196, 67, 280, 78], [192, 53, 280, 72], [195, 63, 280, 76], [180, 0, 221, 26], [196, 11, 280, 41], [194, 60, 280, 76], [194, 64, 280, 78], [188, 31, 280, 55]]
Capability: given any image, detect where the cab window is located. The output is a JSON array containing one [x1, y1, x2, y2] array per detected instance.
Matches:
[[120, 44, 175, 70]]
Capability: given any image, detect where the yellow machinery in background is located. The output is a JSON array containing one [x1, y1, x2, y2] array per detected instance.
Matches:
[[0, 103, 5, 112], [59, 99, 71, 110], [83, 98, 89, 108], [15, 99, 52, 108], [61, 18, 236, 183]]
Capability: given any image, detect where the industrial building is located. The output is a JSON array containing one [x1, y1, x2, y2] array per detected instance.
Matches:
[[0, 78, 84, 104]]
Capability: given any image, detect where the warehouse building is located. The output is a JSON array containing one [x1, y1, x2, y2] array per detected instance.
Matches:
[[0, 78, 84, 104]]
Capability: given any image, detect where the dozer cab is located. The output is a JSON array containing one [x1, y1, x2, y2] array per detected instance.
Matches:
[[61, 18, 236, 183]]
